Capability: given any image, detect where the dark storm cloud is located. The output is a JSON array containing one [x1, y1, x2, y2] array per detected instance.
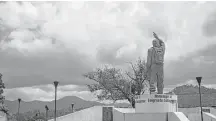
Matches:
[[0, 49, 96, 88], [164, 43, 216, 85], [96, 44, 123, 65], [203, 10, 216, 37]]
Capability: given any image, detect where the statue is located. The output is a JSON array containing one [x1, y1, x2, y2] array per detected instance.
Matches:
[[146, 32, 165, 94]]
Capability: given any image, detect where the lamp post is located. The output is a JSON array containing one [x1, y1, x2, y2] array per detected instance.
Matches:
[[53, 81, 59, 121], [45, 105, 49, 121], [71, 103, 74, 113], [196, 77, 203, 121], [17, 98, 21, 121]]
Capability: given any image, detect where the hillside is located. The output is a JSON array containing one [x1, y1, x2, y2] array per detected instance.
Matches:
[[168, 84, 216, 108], [4, 96, 103, 114], [6, 84, 216, 115], [3, 96, 131, 121]]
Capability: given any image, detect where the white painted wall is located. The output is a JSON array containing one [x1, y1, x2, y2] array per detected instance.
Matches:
[[113, 109, 167, 121], [0, 116, 6, 121], [178, 107, 201, 117], [48, 106, 102, 121], [136, 103, 177, 113], [47, 105, 201, 121], [113, 108, 190, 121], [114, 108, 135, 113], [124, 113, 167, 121], [179, 107, 216, 117], [0, 112, 7, 121], [188, 112, 216, 121], [113, 109, 124, 121], [209, 108, 216, 116], [204, 113, 216, 121], [168, 112, 190, 121]]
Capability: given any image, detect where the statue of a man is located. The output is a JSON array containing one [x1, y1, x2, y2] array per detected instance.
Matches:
[[146, 32, 165, 94]]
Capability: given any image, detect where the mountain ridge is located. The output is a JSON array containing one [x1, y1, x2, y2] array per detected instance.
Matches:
[[4, 96, 103, 114], [5, 84, 216, 114], [168, 84, 216, 107]]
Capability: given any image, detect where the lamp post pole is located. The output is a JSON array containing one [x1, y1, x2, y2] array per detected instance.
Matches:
[[196, 77, 203, 121], [17, 98, 21, 121], [71, 103, 74, 113], [45, 105, 49, 121], [53, 81, 59, 121]]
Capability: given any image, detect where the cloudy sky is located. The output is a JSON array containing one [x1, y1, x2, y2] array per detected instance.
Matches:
[[1, 1, 216, 102]]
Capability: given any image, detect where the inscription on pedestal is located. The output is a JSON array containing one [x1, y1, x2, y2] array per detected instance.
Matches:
[[135, 94, 178, 113], [135, 94, 177, 104]]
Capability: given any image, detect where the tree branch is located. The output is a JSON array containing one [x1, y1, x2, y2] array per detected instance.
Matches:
[[113, 84, 130, 101], [126, 72, 136, 81], [128, 62, 137, 76]]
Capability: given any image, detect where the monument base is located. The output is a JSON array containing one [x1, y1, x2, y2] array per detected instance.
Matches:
[[135, 94, 178, 113]]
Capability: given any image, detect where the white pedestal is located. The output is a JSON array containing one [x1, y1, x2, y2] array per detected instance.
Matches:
[[135, 94, 178, 113]]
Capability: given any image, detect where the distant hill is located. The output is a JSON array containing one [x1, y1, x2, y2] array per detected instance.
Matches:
[[6, 84, 216, 115], [168, 84, 216, 108], [4, 96, 103, 114], [4, 95, 131, 115]]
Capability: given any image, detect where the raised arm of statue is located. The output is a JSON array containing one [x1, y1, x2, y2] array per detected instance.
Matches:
[[153, 32, 165, 51]]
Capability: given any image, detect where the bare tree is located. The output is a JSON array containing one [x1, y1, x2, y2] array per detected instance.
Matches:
[[126, 58, 149, 95], [84, 58, 148, 108]]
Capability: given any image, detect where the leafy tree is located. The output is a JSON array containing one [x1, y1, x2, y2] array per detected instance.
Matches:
[[0, 73, 11, 120], [84, 58, 148, 108]]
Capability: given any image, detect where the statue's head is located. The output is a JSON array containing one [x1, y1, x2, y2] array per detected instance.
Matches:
[[152, 39, 160, 47]]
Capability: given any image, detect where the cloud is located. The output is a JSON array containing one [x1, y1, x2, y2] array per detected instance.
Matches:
[[164, 43, 216, 86], [5, 81, 216, 102], [0, 49, 97, 88], [0, 1, 216, 89], [203, 9, 216, 37], [2, 83, 175, 102], [1, 2, 216, 59], [4, 84, 97, 101], [176, 80, 198, 86]]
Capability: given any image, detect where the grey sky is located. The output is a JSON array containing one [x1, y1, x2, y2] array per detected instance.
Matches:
[[1, 1, 216, 101]]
